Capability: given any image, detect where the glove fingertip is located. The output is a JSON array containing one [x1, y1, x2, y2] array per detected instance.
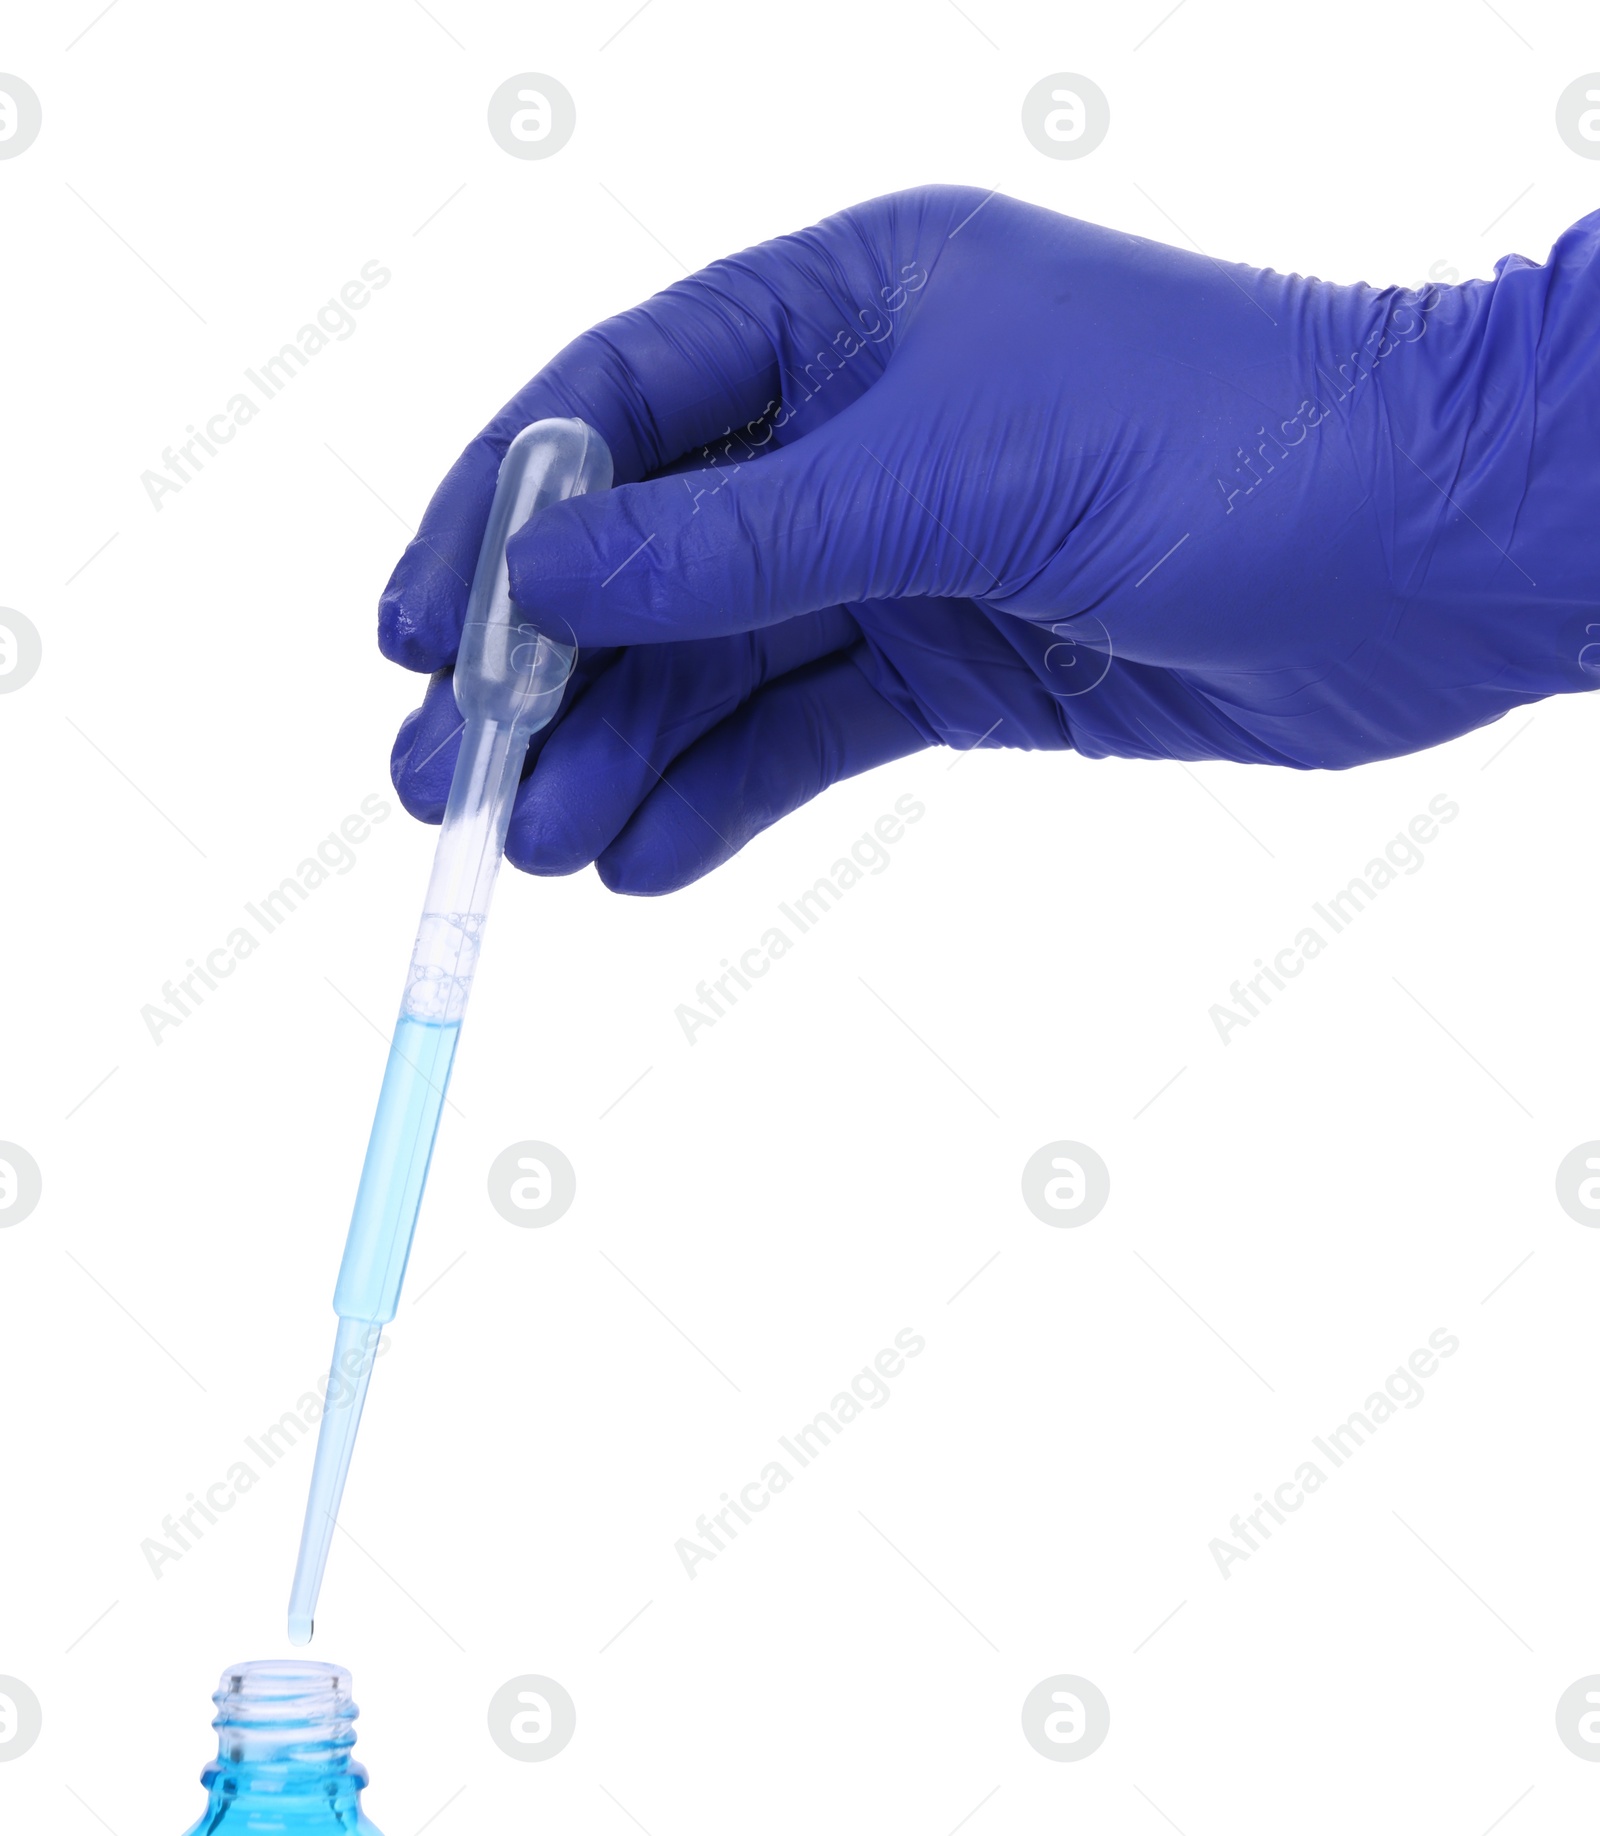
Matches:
[[596, 818, 722, 896], [390, 707, 421, 776], [390, 679, 462, 823], [505, 768, 607, 878], [503, 493, 613, 642], [594, 850, 681, 897], [391, 736, 444, 826], [378, 546, 468, 671]]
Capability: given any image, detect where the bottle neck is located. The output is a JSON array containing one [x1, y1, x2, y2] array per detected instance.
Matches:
[[197, 1660, 370, 1816]]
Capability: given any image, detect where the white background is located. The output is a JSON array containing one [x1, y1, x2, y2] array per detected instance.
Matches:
[[2, 1, 1599, 1830]]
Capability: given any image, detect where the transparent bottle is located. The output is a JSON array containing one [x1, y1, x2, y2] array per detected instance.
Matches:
[[179, 1659, 384, 1834]]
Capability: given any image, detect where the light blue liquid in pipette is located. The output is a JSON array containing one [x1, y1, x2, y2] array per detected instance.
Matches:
[[334, 1015, 461, 1322], [289, 1008, 466, 1644]]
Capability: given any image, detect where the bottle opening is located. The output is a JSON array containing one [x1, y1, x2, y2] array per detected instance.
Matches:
[[185, 1660, 381, 1834], [210, 1659, 359, 1771]]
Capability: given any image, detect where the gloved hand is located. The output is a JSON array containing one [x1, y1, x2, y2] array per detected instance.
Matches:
[[381, 185, 1600, 894]]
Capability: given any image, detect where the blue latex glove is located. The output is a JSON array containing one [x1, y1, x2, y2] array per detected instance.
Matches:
[[382, 186, 1600, 894]]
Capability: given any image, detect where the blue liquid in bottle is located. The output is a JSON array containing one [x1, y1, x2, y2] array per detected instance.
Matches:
[[178, 1660, 384, 1834]]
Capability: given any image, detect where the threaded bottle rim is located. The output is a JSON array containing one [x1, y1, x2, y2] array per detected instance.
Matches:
[[209, 1659, 360, 1773]]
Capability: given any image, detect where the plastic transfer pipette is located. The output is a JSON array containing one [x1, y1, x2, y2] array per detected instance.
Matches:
[[287, 418, 612, 1645]]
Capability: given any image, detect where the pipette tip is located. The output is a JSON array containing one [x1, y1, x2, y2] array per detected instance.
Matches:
[[287, 1611, 313, 1647]]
